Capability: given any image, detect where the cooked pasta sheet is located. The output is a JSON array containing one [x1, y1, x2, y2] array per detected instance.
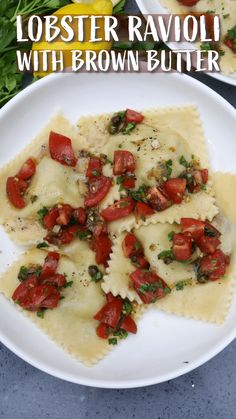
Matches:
[[77, 106, 218, 232], [159, 0, 236, 75], [0, 115, 86, 245]]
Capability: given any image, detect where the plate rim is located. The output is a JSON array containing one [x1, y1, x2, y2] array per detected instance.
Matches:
[[0, 71, 236, 388], [136, 0, 236, 87]]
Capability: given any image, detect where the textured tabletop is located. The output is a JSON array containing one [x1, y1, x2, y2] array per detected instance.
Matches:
[[1, 1, 236, 418]]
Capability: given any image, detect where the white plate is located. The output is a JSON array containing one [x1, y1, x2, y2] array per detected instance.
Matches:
[[136, 0, 236, 86], [0, 72, 236, 388]]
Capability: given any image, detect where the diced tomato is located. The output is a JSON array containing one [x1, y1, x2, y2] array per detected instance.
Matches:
[[195, 235, 221, 254], [93, 223, 108, 238], [200, 169, 208, 184], [113, 150, 136, 175], [17, 158, 36, 180], [101, 197, 135, 222], [43, 207, 59, 230], [12, 276, 38, 303], [73, 207, 87, 225], [86, 157, 103, 179], [49, 131, 77, 167], [224, 37, 236, 53], [120, 315, 137, 334], [18, 178, 28, 194], [130, 269, 169, 304], [39, 288, 61, 309], [162, 178, 186, 204], [56, 204, 73, 226], [94, 297, 123, 328], [204, 222, 221, 238], [106, 292, 117, 303], [26, 285, 60, 310], [181, 218, 206, 240], [147, 187, 170, 211], [134, 201, 155, 222], [172, 233, 193, 261], [40, 252, 60, 279], [90, 234, 112, 266], [40, 274, 66, 287], [178, 0, 200, 6], [6, 177, 25, 209], [96, 323, 110, 339], [57, 225, 80, 245], [125, 109, 144, 124], [122, 176, 136, 189], [136, 255, 150, 269], [84, 176, 112, 208], [122, 233, 143, 258], [198, 250, 228, 281]]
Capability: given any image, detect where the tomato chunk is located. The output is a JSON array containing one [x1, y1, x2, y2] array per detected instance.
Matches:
[[181, 218, 205, 240], [40, 252, 60, 279], [90, 234, 112, 266], [120, 315, 137, 334], [84, 176, 112, 208], [134, 201, 155, 221], [101, 197, 135, 222], [6, 177, 25, 209], [12, 276, 38, 303], [130, 269, 170, 304], [147, 187, 170, 211], [136, 255, 150, 269], [122, 233, 143, 258], [18, 158, 36, 180], [200, 169, 208, 184], [106, 292, 117, 303], [43, 207, 59, 230], [96, 323, 110, 339], [125, 109, 144, 124], [162, 178, 186, 204], [178, 0, 200, 6], [197, 250, 228, 281], [40, 274, 66, 287], [86, 157, 103, 178], [195, 235, 221, 254], [122, 176, 136, 189], [39, 288, 61, 309], [113, 150, 136, 175], [49, 131, 77, 167], [24, 285, 60, 310], [172, 233, 193, 261], [73, 207, 87, 225], [56, 204, 72, 226], [94, 298, 123, 328]]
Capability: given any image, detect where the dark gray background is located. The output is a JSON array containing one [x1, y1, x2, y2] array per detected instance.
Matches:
[[1, 1, 236, 418]]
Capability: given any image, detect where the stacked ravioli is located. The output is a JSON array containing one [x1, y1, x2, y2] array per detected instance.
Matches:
[[0, 106, 235, 366]]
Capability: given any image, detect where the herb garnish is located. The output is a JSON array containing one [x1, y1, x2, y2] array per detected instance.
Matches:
[[158, 250, 175, 264], [108, 338, 118, 345], [88, 265, 103, 282], [128, 185, 148, 202], [179, 155, 189, 168], [37, 207, 48, 223], [36, 242, 49, 249], [165, 159, 173, 178], [168, 231, 175, 242], [63, 280, 73, 288]]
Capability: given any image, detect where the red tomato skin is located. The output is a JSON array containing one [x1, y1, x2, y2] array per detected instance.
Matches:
[[122, 177, 136, 189], [125, 109, 144, 124], [130, 269, 169, 304], [39, 288, 61, 309], [178, 0, 200, 6], [57, 225, 80, 245], [86, 157, 103, 178], [90, 234, 112, 266], [147, 187, 170, 211], [101, 198, 135, 222], [6, 177, 25, 209], [96, 323, 110, 339], [12, 276, 38, 303], [40, 274, 66, 287], [18, 158, 36, 180], [43, 207, 59, 230], [106, 292, 117, 303], [122, 233, 143, 258], [26, 285, 59, 310], [49, 131, 77, 167], [136, 255, 150, 269], [224, 37, 236, 53], [199, 250, 228, 281], [195, 235, 221, 254], [40, 252, 60, 279], [113, 150, 136, 175], [200, 169, 208, 184], [84, 176, 112, 208], [56, 204, 73, 226], [162, 178, 187, 204], [73, 207, 87, 225], [94, 298, 123, 328], [120, 315, 137, 334], [180, 218, 205, 240], [134, 201, 155, 221], [172, 233, 193, 261], [93, 223, 108, 238]]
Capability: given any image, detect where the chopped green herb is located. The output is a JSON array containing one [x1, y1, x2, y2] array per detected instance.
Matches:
[[134, 241, 141, 250], [116, 175, 126, 185], [128, 185, 148, 202], [37, 310, 46, 319], [223, 13, 230, 19], [227, 25, 236, 44], [118, 111, 126, 119], [179, 155, 189, 168], [123, 299, 133, 315], [30, 195, 38, 203], [17, 266, 28, 281], [108, 338, 118, 345], [92, 170, 100, 177], [168, 231, 175, 242], [164, 286, 171, 295], [201, 184, 207, 191], [113, 0, 126, 14], [158, 250, 175, 264], [60, 295, 65, 300], [118, 143, 123, 148], [37, 207, 48, 223], [36, 242, 49, 249], [139, 283, 157, 293], [63, 280, 73, 288], [165, 159, 173, 178], [122, 122, 136, 135], [113, 329, 128, 339], [77, 230, 91, 241], [174, 280, 192, 291]]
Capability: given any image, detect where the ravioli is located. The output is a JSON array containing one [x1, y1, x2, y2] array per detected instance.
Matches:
[[159, 0, 236, 75], [0, 115, 85, 245], [78, 106, 218, 232]]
